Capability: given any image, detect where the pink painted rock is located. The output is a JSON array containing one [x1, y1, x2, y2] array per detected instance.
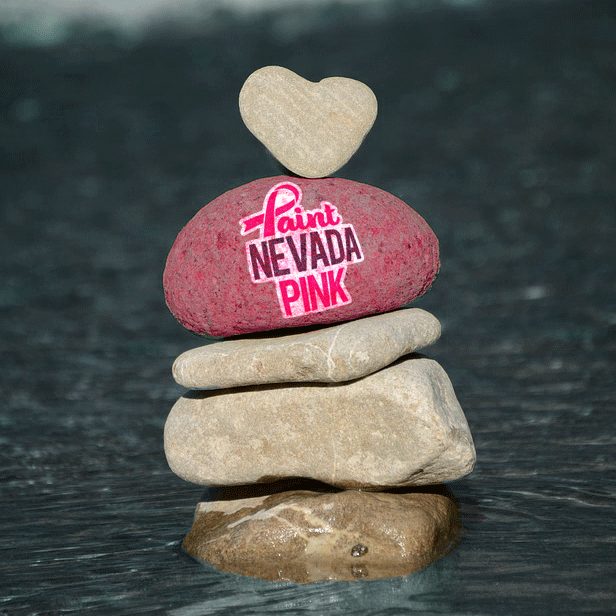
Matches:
[[164, 176, 439, 337]]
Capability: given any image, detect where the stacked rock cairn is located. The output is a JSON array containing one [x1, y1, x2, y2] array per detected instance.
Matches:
[[163, 66, 476, 583]]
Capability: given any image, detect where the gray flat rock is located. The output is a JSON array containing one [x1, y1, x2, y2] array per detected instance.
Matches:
[[183, 486, 460, 583], [173, 308, 441, 389], [164, 356, 475, 489]]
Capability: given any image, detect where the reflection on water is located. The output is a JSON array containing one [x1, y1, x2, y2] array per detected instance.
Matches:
[[168, 552, 458, 616]]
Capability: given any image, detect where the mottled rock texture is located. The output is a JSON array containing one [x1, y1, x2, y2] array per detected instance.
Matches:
[[173, 308, 441, 389], [164, 176, 439, 337], [239, 65, 378, 178], [183, 484, 460, 583], [164, 356, 475, 489]]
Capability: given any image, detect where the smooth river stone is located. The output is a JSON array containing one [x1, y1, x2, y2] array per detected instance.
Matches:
[[173, 308, 441, 389], [239, 65, 378, 178], [164, 356, 475, 489], [183, 484, 460, 583], [164, 176, 439, 337]]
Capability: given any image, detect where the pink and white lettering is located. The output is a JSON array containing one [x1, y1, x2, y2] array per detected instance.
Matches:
[[239, 181, 364, 318]]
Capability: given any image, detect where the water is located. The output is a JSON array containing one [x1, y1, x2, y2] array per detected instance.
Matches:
[[1, 0, 615, 614]]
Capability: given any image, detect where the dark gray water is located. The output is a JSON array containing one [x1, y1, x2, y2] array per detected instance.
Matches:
[[1, 1, 615, 614]]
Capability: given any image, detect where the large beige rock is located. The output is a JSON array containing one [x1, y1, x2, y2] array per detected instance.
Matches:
[[239, 66, 377, 178], [173, 308, 441, 389], [183, 484, 460, 583], [164, 356, 475, 489]]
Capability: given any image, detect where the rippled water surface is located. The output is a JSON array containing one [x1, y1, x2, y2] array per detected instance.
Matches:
[[1, 1, 615, 614]]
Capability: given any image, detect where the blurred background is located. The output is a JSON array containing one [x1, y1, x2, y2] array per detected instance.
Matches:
[[1, 0, 615, 614], [0, 0, 571, 44]]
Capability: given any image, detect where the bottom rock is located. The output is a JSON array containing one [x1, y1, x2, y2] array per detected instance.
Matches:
[[182, 481, 460, 583]]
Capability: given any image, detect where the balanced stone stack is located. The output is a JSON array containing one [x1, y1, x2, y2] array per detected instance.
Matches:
[[163, 66, 475, 583]]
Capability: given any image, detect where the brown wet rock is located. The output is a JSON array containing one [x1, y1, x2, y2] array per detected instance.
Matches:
[[182, 482, 460, 583]]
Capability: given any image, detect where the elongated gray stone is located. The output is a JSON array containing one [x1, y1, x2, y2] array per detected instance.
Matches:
[[172, 308, 441, 389], [164, 356, 475, 489], [183, 485, 460, 583]]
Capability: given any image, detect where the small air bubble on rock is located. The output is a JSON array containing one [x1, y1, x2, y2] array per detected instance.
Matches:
[[351, 543, 368, 557]]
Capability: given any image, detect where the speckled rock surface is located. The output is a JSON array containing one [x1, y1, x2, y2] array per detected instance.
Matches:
[[183, 484, 460, 583], [239, 65, 378, 178], [163, 176, 439, 337], [164, 356, 475, 489], [172, 308, 441, 389]]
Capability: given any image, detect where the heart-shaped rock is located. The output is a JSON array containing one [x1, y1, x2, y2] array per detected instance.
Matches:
[[239, 66, 377, 178]]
